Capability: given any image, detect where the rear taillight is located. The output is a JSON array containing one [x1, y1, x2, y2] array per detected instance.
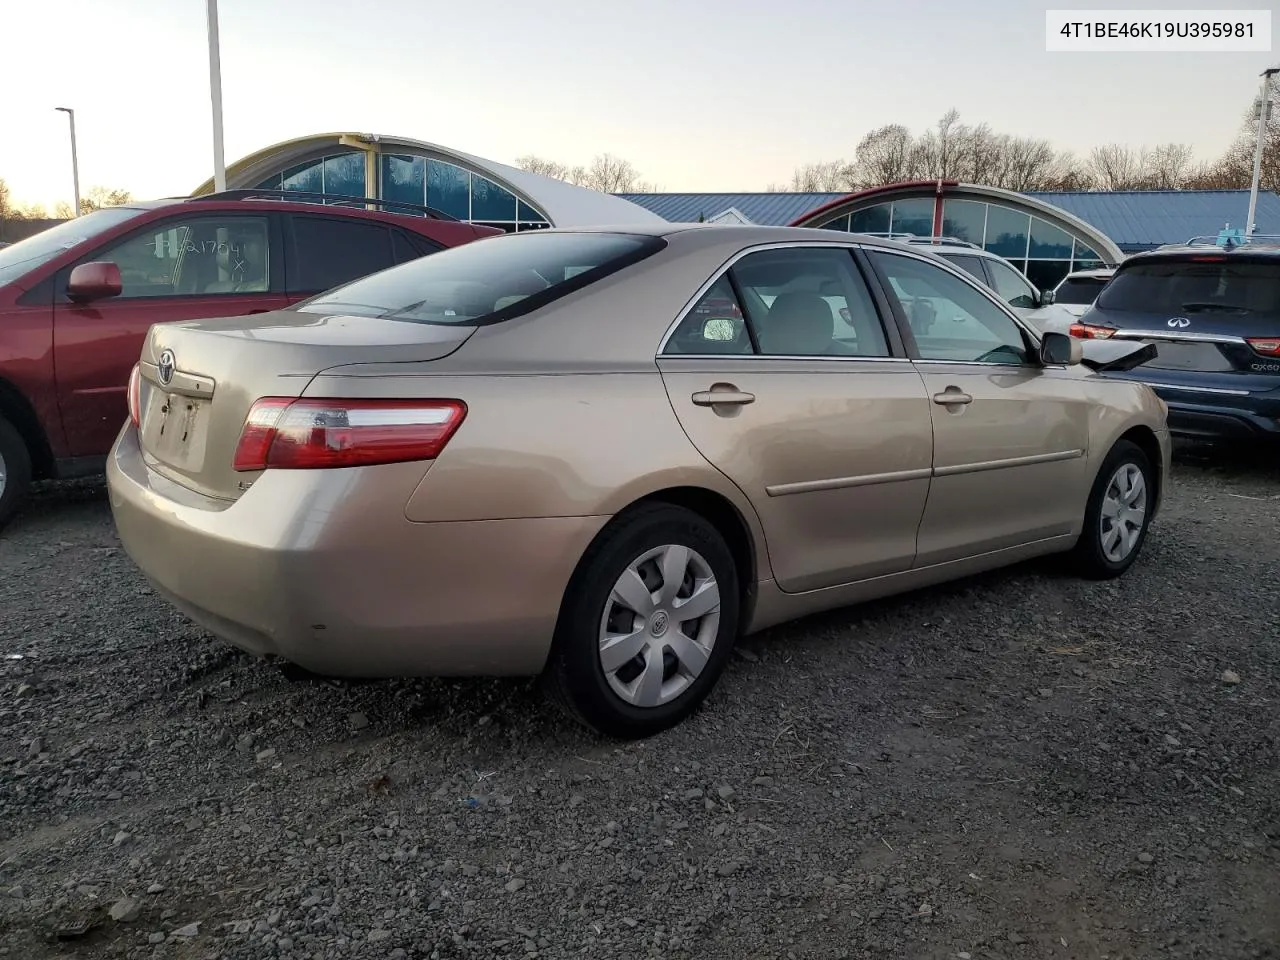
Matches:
[[232, 398, 466, 471], [127, 364, 141, 428], [1068, 322, 1117, 340], [1246, 337, 1280, 357]]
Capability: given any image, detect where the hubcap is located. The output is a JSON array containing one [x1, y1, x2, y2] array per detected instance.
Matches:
[[1099, 462, 1148, 563], [0, 448, 6, 499], [598, 543, 721, 708]]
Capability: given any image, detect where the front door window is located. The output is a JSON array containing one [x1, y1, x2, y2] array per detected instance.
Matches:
[[80, 216, 271, 298], [870, 251, 1030, 364]]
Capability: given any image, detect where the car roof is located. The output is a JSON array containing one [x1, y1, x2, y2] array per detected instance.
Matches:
[[108, 195, 478, 232], [533, 222, 954, 254], [1061, 268, 1115, 279], [1133, 235, 1280, 261]]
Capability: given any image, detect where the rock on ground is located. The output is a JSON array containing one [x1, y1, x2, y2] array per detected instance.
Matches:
[[0, 446, 1277, 959]]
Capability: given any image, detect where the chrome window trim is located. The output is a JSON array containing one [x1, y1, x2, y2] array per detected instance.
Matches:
[[912, 358, 1036, 369], [1140, 381, 1252, 397], [657, 354, 913, 364], [656, 240, 899, 359]]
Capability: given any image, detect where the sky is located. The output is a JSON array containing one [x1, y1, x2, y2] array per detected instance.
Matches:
[[1, 0, 1276, 210]]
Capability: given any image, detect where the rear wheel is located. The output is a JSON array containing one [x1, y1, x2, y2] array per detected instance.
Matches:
[[545, 503, 740, 739], [1070, 439, 1153, 579], [0, 416, 32, 532]]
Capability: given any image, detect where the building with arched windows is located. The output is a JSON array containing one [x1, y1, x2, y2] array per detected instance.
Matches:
[[786, 181, 1124, 290], [190, 132, 664, 232], [619, 183, 1280, 290]]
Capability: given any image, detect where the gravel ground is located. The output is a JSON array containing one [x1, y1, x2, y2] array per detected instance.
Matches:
[[1, 444, 1277, 960]]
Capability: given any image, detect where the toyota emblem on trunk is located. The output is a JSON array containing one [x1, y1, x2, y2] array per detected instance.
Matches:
[[157, 349, 175, 386], [1167, 317, 1191, 329]]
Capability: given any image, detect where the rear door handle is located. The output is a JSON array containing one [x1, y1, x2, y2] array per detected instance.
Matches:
[[932, 389, 973, 406], [692, 387, 755, 407]]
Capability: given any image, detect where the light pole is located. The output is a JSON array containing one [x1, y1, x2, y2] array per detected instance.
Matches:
[[206, 0, 227, 192], [54, 107, 81, 217], [1245, 66, 1278, 239]]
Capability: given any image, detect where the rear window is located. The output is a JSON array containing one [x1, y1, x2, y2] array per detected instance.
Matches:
[[1055, 276, 1110, 305], [1096, 258, 1280, 316], [297, 231, 665, 325]]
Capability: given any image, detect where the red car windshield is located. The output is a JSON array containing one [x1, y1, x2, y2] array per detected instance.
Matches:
[[0, 207, 143, 287]]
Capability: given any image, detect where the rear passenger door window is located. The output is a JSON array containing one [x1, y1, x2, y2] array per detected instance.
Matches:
[[939, 254, 989, 285], [288, 216, 397, 294], [663, 246, 891, 358], [391, 229, 440, 265]]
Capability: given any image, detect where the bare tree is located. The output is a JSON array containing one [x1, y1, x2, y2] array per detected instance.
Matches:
[[53, 200, 77, 219], [581, 154, 646, 193], [514, 155, 573, 181], [853, 124, 919, 185], [1208, 87, 1280, 193], [914, 109, 966, 181], [0, 179, 55, 220], [998, 137, 1062, 191], [787, 160, 857, 192], [79, 186, 132, 214], [1142, 143, 1196, 189], [515, 153, 654, 193], [1086, 144, 1148, 190]]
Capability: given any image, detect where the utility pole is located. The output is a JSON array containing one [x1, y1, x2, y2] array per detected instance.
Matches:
[[1245, 66, 1278, 239], [206, 0, 227, 192], [54, 107, 81, 217]]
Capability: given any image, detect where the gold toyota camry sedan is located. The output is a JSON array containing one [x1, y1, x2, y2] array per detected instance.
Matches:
[[108, 225, 1170, 738]]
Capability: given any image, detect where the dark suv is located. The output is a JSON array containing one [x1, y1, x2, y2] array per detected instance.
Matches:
[[1070, 235, 1280, 442], [0, 190, 500, 527]]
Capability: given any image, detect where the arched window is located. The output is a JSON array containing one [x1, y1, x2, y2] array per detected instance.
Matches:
[[818, 196, 1110, 290]]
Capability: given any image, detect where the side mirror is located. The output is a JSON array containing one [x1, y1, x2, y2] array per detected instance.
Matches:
[[1040, 330, 1082, 366], [1038, 288, 1056, 307], [67, 262, 122, 303]]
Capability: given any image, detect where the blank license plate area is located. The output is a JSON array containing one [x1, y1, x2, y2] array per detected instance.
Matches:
[[140, 386, 209, 471], [1142, 340, 1233, 372]]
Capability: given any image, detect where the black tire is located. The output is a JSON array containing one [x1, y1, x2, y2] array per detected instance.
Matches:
[[1069, 439, 1154, 580], [545, 503, 740, 739], [0, 416, 33, 533]]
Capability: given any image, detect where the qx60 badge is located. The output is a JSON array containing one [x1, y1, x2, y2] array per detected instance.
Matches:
[[157, 349, 176, 386], [1167, 317, 1191, 329]]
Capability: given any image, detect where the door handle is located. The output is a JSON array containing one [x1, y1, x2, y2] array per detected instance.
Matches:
[[692, 386, 755, 407], [932, 389, 973, 406]]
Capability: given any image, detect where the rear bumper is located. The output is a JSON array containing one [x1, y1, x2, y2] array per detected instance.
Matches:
[[1161, 395, 1280, 440], [106, 426, 607, 678], [1105, 373, 1280, 440]]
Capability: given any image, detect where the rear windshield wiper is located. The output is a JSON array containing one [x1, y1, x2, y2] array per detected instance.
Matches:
[[1180, 301, 1248, 313]]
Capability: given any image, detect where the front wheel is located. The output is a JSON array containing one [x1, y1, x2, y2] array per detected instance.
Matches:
[[545, 503, 740, 739], [0, 416, 32, 532], [1069, 439, 1154, 580]]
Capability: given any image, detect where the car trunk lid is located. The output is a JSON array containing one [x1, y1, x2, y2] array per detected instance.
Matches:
[[137, 309, 475, 500]]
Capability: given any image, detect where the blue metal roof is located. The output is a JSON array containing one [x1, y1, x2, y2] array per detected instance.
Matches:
[[617, 189, 1280, 253], [1025, 190, 1280, 251]]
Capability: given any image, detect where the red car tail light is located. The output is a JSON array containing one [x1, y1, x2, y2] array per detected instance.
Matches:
[[1246, 337, 1280, 357], [127, 364, 142, 428], [1068, 322, 1117, 340], [232, 398, 467, 472]]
